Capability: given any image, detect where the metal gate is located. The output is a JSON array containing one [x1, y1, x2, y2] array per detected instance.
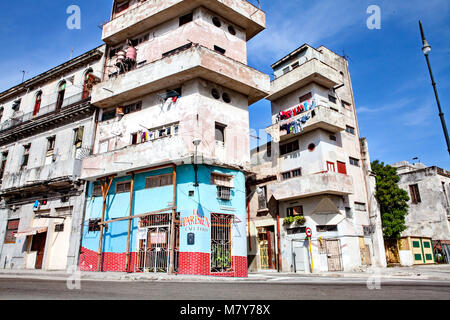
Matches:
[[258, 229, 269, 269], [326, 239, 343, 271], [211, 213, 233, 273], [136, 213, 179, 273]]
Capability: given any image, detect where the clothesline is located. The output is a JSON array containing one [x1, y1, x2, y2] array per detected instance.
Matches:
[[276, 99, 317, 123]]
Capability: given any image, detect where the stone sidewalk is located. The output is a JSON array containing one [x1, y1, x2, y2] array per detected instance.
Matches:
[[0, 264, 449, 282]]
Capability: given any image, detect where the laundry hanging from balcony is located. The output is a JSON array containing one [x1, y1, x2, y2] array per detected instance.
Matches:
[[276, 99, 316, 122], [280, 114, 310, 135]]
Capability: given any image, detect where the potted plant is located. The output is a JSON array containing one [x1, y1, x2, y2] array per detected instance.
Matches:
[[294, 216, 306, 225]]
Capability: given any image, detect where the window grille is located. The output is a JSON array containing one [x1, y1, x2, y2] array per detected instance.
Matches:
[[211, 213, 233, 273], [217, 186, 232, 201], [4, 219, 19, 244]]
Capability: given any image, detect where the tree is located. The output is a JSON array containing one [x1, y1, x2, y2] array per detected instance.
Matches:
[[371, 160, 410, 239]]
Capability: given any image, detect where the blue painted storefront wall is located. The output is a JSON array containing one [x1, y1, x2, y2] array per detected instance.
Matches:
[[81, 165, 246, 257]]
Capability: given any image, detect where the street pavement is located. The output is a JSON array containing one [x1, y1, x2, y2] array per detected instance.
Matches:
[[0, 264, 449, 300]]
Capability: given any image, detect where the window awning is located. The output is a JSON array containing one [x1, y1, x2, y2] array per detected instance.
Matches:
[[14, 227, 47, 238]]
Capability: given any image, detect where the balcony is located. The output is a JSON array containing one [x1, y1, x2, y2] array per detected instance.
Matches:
[[268, 58, 341, 102], [0, 158, 83, 194], [0, 92, 86, 132], [102, 0, 265, 44], [81, 135, 188, 181], [91, 44, 270, 108], [0, 93, 94, 147], [269, 172, 354, 201], [266, 104, 346, 142]]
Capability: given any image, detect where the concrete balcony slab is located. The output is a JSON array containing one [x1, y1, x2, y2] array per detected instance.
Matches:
[[91, 44, 270, 108], [268, 59, 341, 102], [102, 0, 266, 44], [269, 172, 354, 201]]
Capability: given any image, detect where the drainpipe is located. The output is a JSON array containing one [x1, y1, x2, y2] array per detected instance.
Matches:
[[76, 181, 90, 269], [276, 201, 282, 272]]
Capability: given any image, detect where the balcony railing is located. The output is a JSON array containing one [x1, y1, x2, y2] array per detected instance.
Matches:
[[0, 92, 86, 133]]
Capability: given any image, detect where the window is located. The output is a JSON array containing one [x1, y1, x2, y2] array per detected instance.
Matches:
[[56, 81, 66, 110], [92, 184, 102, 197], [258, 186, 267, 210], [327, 161, 336, 172], [299, 92, 312, 103], [33, 91, 42, 116], [212, 17, 221, 28], [0, 151, 8, 181], [162, 43, 192, 58], [349, 157, 360, 167], [211, 172, 233, 187], [217, 186, 232, 200], [287, 206, 303, 217], [308, 143, 316, 152], [211, 213, 233, 273], [317, 225, 338, 232], [0, 107, 3, 121], [330, 135, 337, 141], [342, 101, 352, 110], [12, 99, 21, 112], [101, 109, 116, 122], [123, 101, 142, 115], [267, 143, 272, 158], [222, 93, 231, 103], [4, 219, 19, 244], [329, 95, 337, 104], [337, 161, 347, 174], [74, 127, 84, 149], [46, 136, 56, 164], [228, 25, 236, 35], [145, 174, 173, 189], [291, 61, 300, 69], [346, 125, 355, 135], [211, 89, 220, 99], [21, 144, 30, 169], [54, 224, 64, 232], [281, 168, 302, 181], [355, 202, 366, 211], [88, 219, 101, 232], [280, 140, 299, 156], [214, 45, 226, 55], [215, 123, 226, 145], [115, 0, 129, 14], [116, 181, 131, 194], [282, 67, 290, 75], [409, 184, 421, 204], [179, 12, 193, 26]]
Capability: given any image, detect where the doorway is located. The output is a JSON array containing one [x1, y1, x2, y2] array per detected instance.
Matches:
[[257, 226, 276, 270], [31, 232, 47, 270], [325, 239, 343, 271]]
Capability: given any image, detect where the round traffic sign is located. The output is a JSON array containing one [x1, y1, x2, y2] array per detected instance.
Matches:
[[306, 227, 312, 237]]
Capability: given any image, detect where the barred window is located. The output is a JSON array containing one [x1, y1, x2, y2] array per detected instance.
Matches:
[[116, 181, 131, 194], [211, 213, 233, 273], [217, 186, 232, 201], [145, 174, 173, 189], [4, 219, 19, 244], [211, 173, 233, 187]]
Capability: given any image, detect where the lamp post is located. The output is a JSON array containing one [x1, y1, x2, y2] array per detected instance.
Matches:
[[419, 21, 450, 156]]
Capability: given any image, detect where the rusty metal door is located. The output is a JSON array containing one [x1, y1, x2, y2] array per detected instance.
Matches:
[[326, 240, 343, 271]]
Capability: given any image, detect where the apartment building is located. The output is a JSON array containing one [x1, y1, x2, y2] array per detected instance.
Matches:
[[388, 161, 450, 265], [78, 0, 270, 276], [0, 47, 105, 270], [247, 44, 386, 273]]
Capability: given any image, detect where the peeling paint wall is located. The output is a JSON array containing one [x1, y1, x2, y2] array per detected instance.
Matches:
[[393, 164, 450, 241]]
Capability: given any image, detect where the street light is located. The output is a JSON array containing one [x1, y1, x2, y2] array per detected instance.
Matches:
[[419, 20, 450, 157]]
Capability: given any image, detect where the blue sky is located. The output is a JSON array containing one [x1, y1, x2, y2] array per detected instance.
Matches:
[[0, 0, 449, 168]]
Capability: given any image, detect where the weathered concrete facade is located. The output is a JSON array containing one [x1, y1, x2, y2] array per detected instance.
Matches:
[[247, 44, 386, 273], [0, 47, 105, 270], [78, 0, 270, 276], [390, 161, 450, 265]]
